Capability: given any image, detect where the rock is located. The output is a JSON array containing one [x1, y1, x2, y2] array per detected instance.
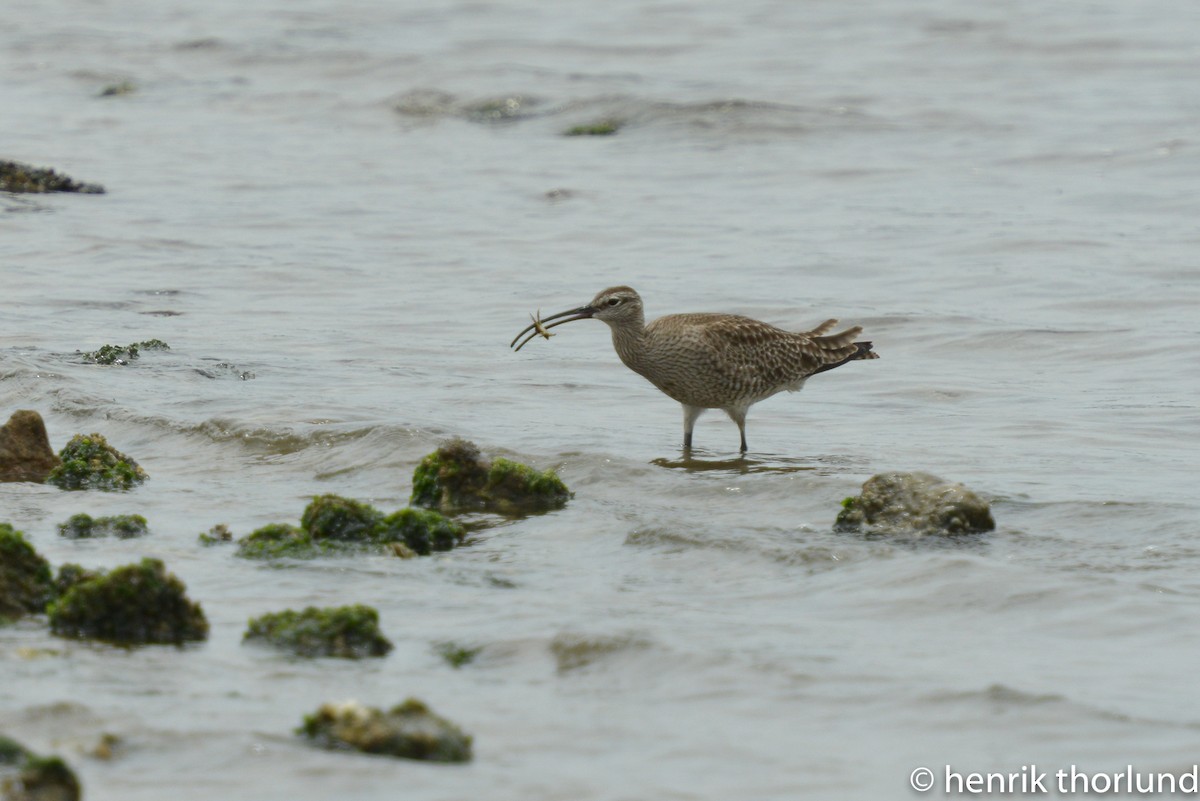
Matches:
[[79, 339, 170, 366], [0, 525, 53, 623], [234, 523, 319, 559], [410, 438, 570, 516], [0, 736, 81, 801], [374, 508, 464, 555], [834, 471, 996, 537], [57, 513, 148, 539], [244, 605, 393, 659], [197, 523, 232, 546], [0, 411, 61, 484], [301, 494, 383, 542], [47, 558, 208, 645], [50, 565, 100, 602], [298, 698, 472, 763], [0, 160, 104, 194], [45, 433, 147, 491], [235, 496, 464, 560]]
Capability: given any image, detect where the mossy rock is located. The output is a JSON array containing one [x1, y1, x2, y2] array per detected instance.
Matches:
[[0, 737, 81, 801], [301, 495, 384, 542], [564, 119, 622, 136], [244, 605, 393, 659], [50, 564, 101, 602], [411, 439, 570, 516], [374, 508, 464, 555], [0, 159, 104, 194], [834, 471, 996, 537], [79, 339, 170, 366], [45, 433, 147, 491], [0, 524, 53, 622], [47, 558, 208, 645], [58, 513, 148, 539], [234, 523, 322, 559], [298, 698, 472, 763]]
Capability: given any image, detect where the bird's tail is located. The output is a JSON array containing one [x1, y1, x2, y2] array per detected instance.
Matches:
[[812, 337, 878, 374]]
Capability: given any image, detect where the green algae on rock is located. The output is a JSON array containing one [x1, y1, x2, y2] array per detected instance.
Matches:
[[0, 736, 81, 801], [374, 508, 464, 555], [0, 524, 53, 623], [47, 558, 208, 645], [58, 513, 149, 539], [0, 159, 104, 194], [234, 523, 320, 559], [301, 494, 384, 542], [45, 433, 147, 492], [0, 410, 61, 484], [564, 119, 623, 136], [235, 497, 464, 560], [298, 698, 472, 763], [411, 439, 570, 516], [434, 641, 481, 669], [834, 471, 996, 537], [50, 564, 101, 603], [244, 605, 393, 659], [80, 339, 170, 366]]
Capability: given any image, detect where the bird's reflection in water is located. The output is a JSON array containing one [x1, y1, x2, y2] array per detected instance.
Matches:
[[651, 450, 845, 475]]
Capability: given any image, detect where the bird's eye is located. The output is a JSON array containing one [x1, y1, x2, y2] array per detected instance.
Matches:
[[607, 298, 621, 306]]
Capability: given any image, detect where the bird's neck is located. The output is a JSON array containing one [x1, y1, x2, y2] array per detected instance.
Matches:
[[609, 319, 648, 372]]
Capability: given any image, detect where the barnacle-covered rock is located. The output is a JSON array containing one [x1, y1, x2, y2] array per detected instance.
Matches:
[[834, 471, 995, 537]]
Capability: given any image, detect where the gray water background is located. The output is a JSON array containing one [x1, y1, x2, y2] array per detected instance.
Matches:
[[3, 1, 1200, 798]]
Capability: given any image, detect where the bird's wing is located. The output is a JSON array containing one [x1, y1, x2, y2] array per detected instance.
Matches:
[[696, 316, 864, 392]]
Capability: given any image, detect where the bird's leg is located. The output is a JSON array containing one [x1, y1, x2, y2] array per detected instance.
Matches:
[[682, 405, 704, 451], [724, 407, 749, 454]]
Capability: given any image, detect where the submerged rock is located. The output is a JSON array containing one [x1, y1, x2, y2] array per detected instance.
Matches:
[[0, 736, 81, 801], [411, 439, 570, 516], [79, 339, 170, 366], [235, 496, 464, 559], [235, 523, 320, 559], [47, 558, 208, 645], [57, 513, 148, 539], [564, 119, 623, 136], [834, 471, 995, 537], [0, 411, 61, 484], [298, 699, 472, 763], [0, 160, 104, 194], [374, 508, 463, 555], [45, 433, 147, 491], [244, 605, 393, 659], [0, 525, 53, 623]]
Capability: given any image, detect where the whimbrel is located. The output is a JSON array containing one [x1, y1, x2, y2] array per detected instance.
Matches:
[[511, 286, 878, 453]]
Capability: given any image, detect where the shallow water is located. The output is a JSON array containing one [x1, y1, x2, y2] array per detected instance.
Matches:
[[3, 0, 1200, 798]]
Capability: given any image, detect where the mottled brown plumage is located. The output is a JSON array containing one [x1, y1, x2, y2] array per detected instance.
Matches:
[[511, 286, 878, 452]]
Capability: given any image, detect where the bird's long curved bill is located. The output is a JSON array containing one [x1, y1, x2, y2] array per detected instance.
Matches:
[[510, 305, 594, 352]]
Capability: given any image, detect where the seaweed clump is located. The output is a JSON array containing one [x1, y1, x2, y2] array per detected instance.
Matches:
[[57, 513, 149, 539], [0, 736, 81, 801], [410, 439, 570, 516], [45, 433, 147, 491], [47, 558, 208, 645], [564, 119, 623, 136], [834, 471, 996, 537], [298, 698, 472, 763], [0, 524, 53, 623], [244, 605, 393, 659], [0, 159, 105, 194], [235, 496, 465, 560], [80, 339, 170, 366]]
